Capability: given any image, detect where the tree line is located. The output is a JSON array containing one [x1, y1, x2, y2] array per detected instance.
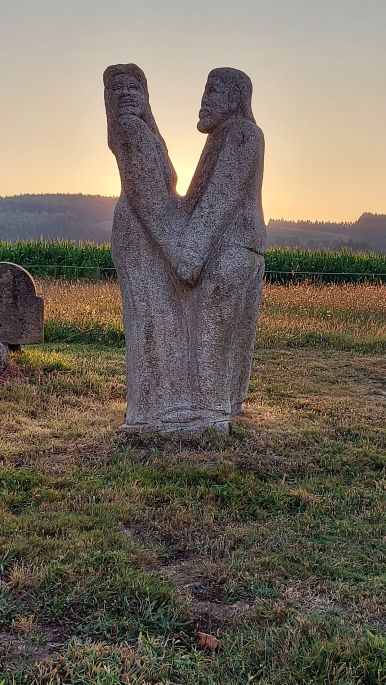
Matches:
[[0, 194, 384, 252]]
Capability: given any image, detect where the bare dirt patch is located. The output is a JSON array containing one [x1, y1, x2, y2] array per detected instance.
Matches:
[[0, 626, 64, 671]]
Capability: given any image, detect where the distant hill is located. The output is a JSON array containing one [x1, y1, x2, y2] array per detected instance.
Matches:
[[0, 194, 116, 243], [268, 214, 386, 252], [0, 194, 385, 252]]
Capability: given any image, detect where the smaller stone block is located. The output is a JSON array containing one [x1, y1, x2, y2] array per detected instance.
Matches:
[[0, 342, 8, 374], [0, 262, 44, 345]]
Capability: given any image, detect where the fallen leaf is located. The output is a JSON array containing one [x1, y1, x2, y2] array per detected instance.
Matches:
[[197, 631, 220, 651]]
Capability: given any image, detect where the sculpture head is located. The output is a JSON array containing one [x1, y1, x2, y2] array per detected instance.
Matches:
[[104, 63, 177, 190], [104, 64, 161, 149], [108, 72, 147, 122], [198, 67, 255, 133]]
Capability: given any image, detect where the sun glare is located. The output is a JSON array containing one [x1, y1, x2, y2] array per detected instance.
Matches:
[[176, 167, 195, 196], [104, 167, 194, 198]]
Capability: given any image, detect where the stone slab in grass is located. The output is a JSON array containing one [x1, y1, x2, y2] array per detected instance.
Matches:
[[0, 262, 44, 345]]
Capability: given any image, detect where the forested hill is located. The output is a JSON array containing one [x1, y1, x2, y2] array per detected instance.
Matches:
[[0, 194, 116, 243], [268, 214, 386, 252], [0, 194, 385, 252]]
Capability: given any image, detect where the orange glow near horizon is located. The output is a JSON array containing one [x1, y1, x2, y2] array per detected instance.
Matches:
[[101, 167, 196, 201], [176, 170, 193, 197]]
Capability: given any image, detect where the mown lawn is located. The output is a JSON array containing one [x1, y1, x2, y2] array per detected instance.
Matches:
[[0, 283, 385, 684]]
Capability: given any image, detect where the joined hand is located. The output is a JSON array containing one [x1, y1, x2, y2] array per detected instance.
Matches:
[[175, 247, 204, 286]]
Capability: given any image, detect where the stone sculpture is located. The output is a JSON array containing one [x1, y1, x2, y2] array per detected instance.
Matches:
[[0, 263, 44, 351], [104, 65, 266, 436]]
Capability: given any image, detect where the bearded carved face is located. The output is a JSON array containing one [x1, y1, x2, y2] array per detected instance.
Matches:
[[198, 75, 238, 133], [109, 74, 147, 123]]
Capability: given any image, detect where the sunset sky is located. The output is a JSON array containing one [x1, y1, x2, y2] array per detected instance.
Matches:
[[1, 0, 385, 221]]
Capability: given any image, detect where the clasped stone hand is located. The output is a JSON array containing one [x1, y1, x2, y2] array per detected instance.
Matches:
[[175, 246, 204, 286]]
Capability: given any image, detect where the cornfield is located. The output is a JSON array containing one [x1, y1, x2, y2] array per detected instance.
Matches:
[[0, 240, 385, 283]]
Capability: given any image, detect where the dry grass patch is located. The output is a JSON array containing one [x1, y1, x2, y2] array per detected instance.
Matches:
[[39, 280, 386, 351], [0, 346, 125, 470]]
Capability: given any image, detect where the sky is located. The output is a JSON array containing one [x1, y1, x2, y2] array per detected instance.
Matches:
[[0, 0, 385, 222]]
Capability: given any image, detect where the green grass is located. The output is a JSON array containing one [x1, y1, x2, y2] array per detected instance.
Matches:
[[0, 336, 385, 683], [1, 240, 385, 282]]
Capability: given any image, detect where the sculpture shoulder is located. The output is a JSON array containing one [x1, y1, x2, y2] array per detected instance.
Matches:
[[225, 119, 264, 152]]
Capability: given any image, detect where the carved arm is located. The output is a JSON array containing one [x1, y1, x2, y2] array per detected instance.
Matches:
[[176, 120, 264, 285]]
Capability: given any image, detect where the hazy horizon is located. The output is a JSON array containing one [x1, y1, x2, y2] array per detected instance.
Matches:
[[1, 0, 385, 222], [1, 191, 385, 225]]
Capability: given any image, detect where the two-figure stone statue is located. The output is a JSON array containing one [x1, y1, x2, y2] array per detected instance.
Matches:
[[104, 64, 266, 436]]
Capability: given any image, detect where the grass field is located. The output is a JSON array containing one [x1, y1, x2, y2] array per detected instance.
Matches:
[[0, 282, 385, 683], [40, 280, 386, 352]]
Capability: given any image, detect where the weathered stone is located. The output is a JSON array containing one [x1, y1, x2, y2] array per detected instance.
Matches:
[[0, 263, 44, 345], [0, 342, 8, 374], [104, 65, 266, 437]]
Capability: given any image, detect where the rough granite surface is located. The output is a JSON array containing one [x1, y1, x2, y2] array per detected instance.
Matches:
[[104, 65, 266, 436], [0, 342, 8, 374], [0, 262, 44, 345]]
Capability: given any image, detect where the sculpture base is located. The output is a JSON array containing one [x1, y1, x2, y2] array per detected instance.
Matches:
[[119, 417, 230, 438], [231, 402, 246, 417]]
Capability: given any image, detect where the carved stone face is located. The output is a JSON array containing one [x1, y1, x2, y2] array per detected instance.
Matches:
[[198, 75, 235, 133], [109, 74, 147, 122]]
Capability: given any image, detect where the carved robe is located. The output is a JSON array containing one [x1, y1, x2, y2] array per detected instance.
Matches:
[[182, 118, 266, 425], [111, 118, 192, 431]]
